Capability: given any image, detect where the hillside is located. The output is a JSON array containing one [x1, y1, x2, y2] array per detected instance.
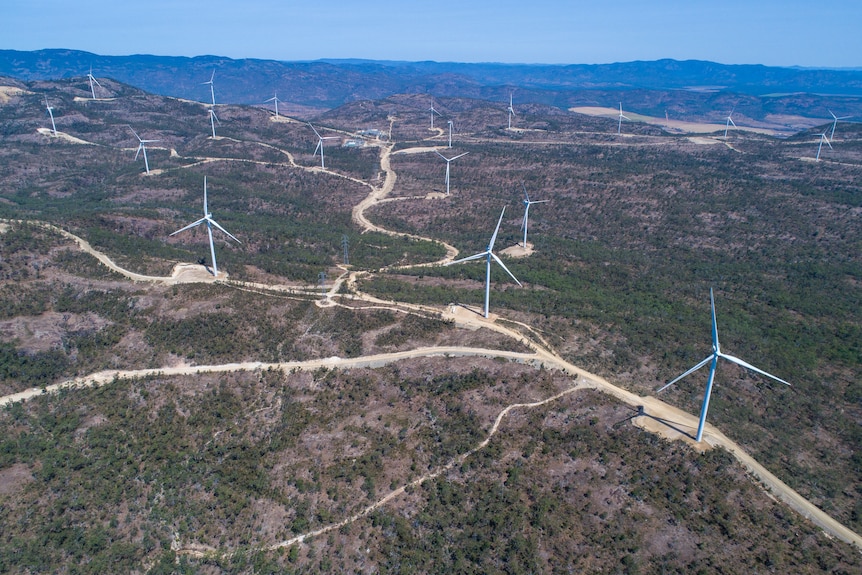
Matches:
[[3, 49, 862, 125], [0, 76, 860, 573]]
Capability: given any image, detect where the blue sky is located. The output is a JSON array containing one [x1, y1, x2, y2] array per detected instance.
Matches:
[[3, 0, 860, 68]]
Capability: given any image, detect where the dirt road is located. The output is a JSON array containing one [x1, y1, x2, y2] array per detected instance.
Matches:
[[4, 119, 860, 553]]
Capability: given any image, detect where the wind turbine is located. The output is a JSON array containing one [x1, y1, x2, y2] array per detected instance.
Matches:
[[429, 101, 442, 129], [435, 150, 468, 195], [724, 108, 737, 139], [828, 110, 851, 142], [507, 92, 516, 129], [309, 123, 338, 169], [520, 184, 549, 248], [446, 207, 521, 318], [266, 92, 281, 118], [202, 71, 216, 106], [617, 102, 630, 135], [44, 95, 57, 135], [447, 120, 454, 148], [87, 67, 102, 100], [657, 288, 790, 443], [129, 126, 160, 175], [169, 176, 240, 278], [815, 131, 832, 161]]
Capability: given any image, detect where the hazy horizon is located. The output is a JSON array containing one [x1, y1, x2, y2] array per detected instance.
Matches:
[[3, 1, 861, 69]]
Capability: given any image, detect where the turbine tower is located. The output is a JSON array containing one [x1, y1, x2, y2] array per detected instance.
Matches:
[[657, 288, 790, 443], [266, 92, 281, 118], [520, 184, 549, 248], [129, 126, 160, 175], [816, 131, 832, 161], [429, 101, 442, 129], [169, 176, 240, 278], [617, 102, 630, 135], [724, 109, 737, 139], [309, 123, 338, 169], [507, 92, 516, 129], [447, 120, 454, 148], [87, 67, 102, 100], [44, 95, 57, 135], [435, 150, 468, 195], [828, 110, 851, 142], [446, 207, 521, 318]]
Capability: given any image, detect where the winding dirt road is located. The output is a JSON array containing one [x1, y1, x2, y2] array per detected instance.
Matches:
[[4, 121, 861, 553]]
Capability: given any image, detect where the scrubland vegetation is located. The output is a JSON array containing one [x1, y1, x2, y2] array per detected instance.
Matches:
[[0, 79, 860, 572]]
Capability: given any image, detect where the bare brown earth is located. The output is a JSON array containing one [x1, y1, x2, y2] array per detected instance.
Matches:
[[570, 106, 793, 136], [1, 222, 859, 553], [1, 91, 860, 561]]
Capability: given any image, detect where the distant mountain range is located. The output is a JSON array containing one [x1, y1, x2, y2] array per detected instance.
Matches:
[[2, 49, 862, 124]]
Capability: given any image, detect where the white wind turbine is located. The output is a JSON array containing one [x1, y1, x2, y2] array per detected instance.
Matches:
[[724, 108, 737, 139], [169, 176, 240, 278], [446, 207, 521, 318], [617, 102, 630, 135], [507, 92, 516, 129], [266, 92, 281, 118], [309, 123, 338, 169], [44, 95, 57, 135], [429, 101, 442, 129], [87, 67, 103, 100], [815, 131, 832, 161], [435, 150, 468, 195], [520, 184, 549, 248], [657, 288, 790, 443], [447, 120, 454, 148], [129, 126, 160, 175], [828, 110, 851, 142], [202, 71, 216, 106]]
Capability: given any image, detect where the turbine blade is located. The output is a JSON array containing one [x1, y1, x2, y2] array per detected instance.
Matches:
[[308, 123, 322, 139], [135, 144, 142, 161], [314, 140, 322, 157], [710, 288, 719, 352], [656, 355, 714, 392], [488, 207, 506, 249], [522, 183, 530, 202], [451, 152, 469, 161], [170, 218, 207, 236], [490, 252, 521, 286], [719, 353, 791, 386], [447, 251, 489, 265], [208, 218, 241, 243], [203, 177, 208, 214]]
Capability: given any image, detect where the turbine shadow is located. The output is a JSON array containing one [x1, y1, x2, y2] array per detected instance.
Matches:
[[628, 405, 697, 441], [451, 303, 485, 318]]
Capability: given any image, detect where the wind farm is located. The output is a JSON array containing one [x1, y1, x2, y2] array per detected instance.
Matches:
[[0, 52, 861, 574]]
